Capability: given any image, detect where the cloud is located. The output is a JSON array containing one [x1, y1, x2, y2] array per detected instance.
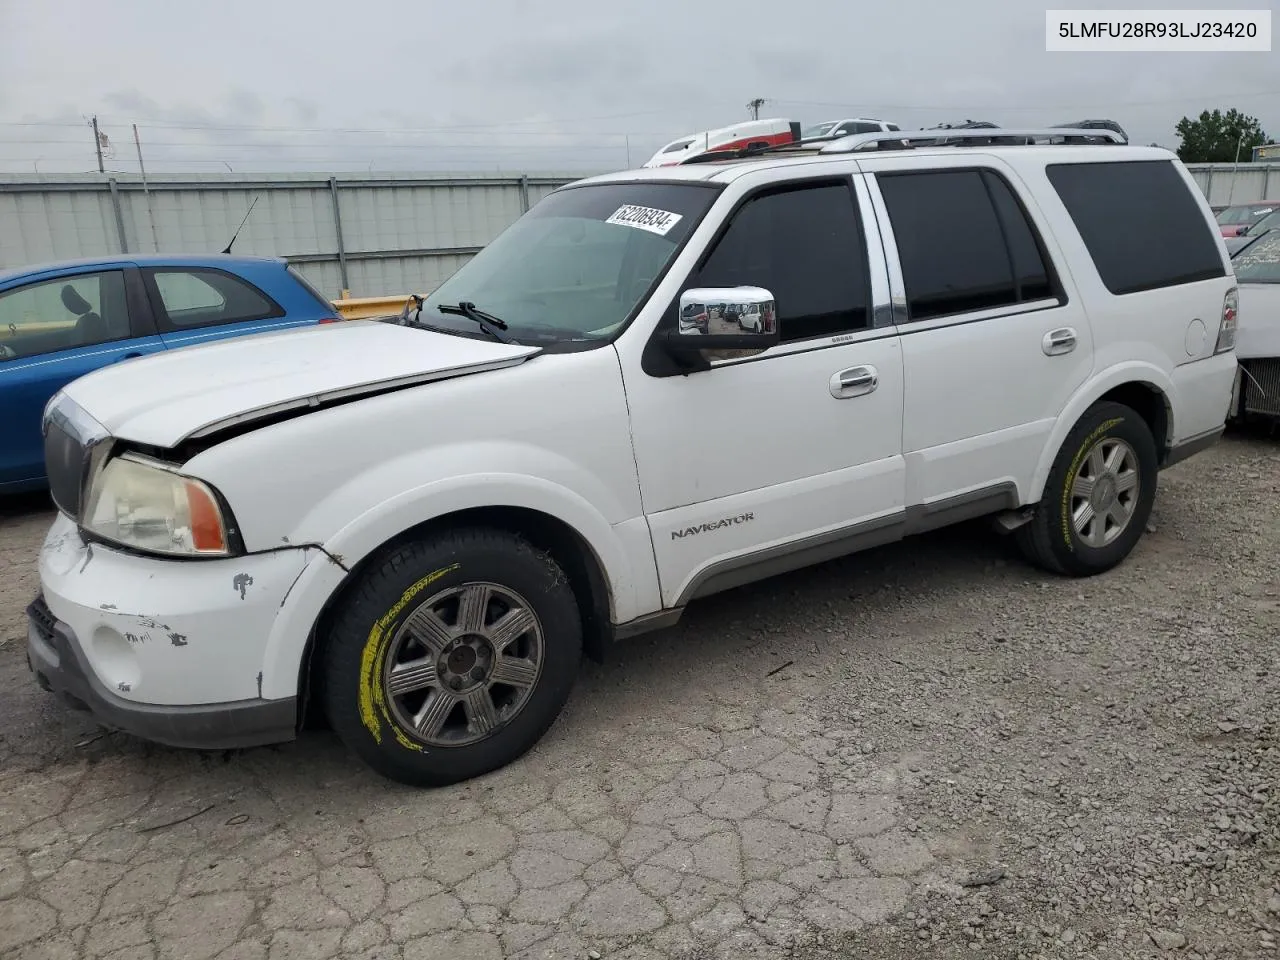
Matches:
[[0, 0, 1276, 172]]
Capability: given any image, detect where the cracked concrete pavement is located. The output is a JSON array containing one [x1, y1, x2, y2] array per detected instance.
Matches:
[[1, 430, 1278, 959]]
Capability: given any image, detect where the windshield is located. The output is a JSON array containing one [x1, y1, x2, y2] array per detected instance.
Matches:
[[802, 122, 839, 139], [420, 182, 717, 347], [1234, 230, 1280, 283], [1243, 209, 1280, 237], [1218, 204, 1277, 225]]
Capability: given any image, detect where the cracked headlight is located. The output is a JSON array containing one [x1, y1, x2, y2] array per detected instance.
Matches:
[[83, 453, 235, 557]]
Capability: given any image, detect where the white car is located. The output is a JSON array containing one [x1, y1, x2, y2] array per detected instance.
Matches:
[[29, 131, 1238, 787], [801, 118, 901, 139], [1230, 228, 1280, 419]]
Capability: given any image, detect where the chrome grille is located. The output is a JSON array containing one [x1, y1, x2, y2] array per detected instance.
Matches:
[[1242, 359, 1280, 418]]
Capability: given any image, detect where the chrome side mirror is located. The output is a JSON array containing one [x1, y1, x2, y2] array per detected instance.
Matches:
[[670, 286, 778, 363]]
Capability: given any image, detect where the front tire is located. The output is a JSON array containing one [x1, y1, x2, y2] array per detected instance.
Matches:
[[1015, 401, 1158, 577], [320, 528, 582, 787]]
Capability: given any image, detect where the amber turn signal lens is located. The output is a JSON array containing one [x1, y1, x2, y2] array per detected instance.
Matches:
[[185, 480, 227, 553]]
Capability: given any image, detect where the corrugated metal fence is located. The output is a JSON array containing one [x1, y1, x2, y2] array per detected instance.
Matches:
[[1, 162, 1277, 299], [1186, 162, 1280, 205], [0, 172, 586, 298]]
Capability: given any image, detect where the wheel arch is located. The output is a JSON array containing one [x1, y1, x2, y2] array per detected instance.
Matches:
[[292, 503, 617, 732], [1029, 364, 1175, 503]]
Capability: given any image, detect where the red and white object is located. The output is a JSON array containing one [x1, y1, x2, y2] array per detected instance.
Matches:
[[643, 118, 801, 167]]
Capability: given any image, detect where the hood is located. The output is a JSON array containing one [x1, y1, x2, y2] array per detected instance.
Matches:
[[1236, 282, 1280, 361], [60, 320, 540, 448]]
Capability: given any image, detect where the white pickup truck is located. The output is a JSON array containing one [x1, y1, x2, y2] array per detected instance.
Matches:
[[28, 131, 1238, 787]]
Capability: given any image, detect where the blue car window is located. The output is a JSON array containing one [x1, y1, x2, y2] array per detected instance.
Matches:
[[0, 270, 131, 361], [149, 268, 284, 330]]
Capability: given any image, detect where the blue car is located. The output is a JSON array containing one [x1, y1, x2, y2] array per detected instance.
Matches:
[[0, 254, 339, 493]]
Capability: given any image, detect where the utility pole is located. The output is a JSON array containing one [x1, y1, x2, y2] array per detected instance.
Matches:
[[133, 124, 160, 251], [91, 116, 104, 173], [1227, 130, 1246, 206], [747, 98, 766, 120]]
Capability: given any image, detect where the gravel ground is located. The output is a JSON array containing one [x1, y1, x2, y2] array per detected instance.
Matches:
[[0, 429, 1277, 960]]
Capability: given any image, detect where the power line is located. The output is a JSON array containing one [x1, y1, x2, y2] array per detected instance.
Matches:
[[0, 110, 677, 135], [772, 88, 1280, 113], [0, 135, 676, 148], [3, 87, 1277, 137]]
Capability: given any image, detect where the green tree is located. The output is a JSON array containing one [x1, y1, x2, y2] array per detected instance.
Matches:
[[1175, 108, 1268, 163]]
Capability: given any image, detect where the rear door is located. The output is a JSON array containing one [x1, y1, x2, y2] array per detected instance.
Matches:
[[860, 155, 1095, 510], [142, 265, 317, 351], [0, 266, 164, 489]]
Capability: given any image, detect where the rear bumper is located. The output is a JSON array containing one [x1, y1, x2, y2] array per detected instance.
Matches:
[[26, 594, 297, 750]]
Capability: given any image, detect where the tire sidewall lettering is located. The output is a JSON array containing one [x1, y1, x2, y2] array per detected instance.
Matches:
[[357, 563, 461, 749], [1059, 417, 1125, 551]]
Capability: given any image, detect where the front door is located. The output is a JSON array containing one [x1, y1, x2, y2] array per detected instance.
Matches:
[[0, 267, 164, 490], [620, 176, 906, 608]]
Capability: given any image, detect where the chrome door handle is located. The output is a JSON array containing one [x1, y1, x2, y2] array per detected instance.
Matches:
[[1042, 327, 1077, 356], [830, 365, 878, 399]]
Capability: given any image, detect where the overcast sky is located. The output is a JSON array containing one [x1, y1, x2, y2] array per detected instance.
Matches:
[[0, 0, 1276, 175]]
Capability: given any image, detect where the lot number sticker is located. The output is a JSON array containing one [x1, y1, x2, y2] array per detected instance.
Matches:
[[606, 204, 683, 236]]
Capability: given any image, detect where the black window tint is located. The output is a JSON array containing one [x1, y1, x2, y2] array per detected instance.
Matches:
[[1046, 160, 1225, 294], [983, 171, 1054, 301], [879, 170, 1017, 320], [148, 268, 284, 330], [693, 182, 870, 341], [0, 270, 131, 361]]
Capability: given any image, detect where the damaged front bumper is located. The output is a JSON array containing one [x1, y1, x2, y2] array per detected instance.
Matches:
[[26, 595, 296, 749], [27, 513, 313, 750]]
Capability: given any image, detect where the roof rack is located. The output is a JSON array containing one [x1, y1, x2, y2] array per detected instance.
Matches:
[[819, 127, 1126, 153], [676, 126, 1127, 165]]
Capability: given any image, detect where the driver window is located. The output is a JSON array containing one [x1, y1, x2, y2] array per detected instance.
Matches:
[[0, 271, 131, 362], [691, 181, 872, 343]]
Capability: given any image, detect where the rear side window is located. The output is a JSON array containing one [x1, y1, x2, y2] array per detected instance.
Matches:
[[1046, 160, 1225, 295], [878, 168, 1057, 321], [146, 268, 285, 331]]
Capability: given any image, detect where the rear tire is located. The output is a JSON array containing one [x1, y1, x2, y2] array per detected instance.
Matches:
[[1015, 401, 1158, 577], [320, 528, 582, 787]]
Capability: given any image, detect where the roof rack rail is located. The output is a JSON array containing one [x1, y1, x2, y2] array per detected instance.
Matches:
[[674, 126, 1127, 165], [819, 127, 1125, 153]]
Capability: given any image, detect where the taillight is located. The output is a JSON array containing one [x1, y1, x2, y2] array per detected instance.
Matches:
[[1216, 286, 1238, 354], [318, 317, 341, 324]]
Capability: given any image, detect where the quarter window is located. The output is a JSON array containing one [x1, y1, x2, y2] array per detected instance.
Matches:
[[0, 270, 131, 361], [147, 268, 283, 330], [878, 169, 1056, 321], [691, 181, 872, 342], [1046, 160, 1226, 295]]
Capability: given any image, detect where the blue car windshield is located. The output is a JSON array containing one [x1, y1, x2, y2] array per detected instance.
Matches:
[[419, 182, 718, 349]]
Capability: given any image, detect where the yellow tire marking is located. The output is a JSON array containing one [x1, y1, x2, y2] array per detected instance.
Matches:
[[1060, 418, 1124, 550], [358, 563, 461, 749]]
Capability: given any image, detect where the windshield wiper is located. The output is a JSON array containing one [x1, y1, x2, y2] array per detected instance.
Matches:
[[436, 301, 514, 344]]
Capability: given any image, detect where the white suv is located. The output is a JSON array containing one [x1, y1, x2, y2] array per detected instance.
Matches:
[[28, 130, 1238, 787]]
